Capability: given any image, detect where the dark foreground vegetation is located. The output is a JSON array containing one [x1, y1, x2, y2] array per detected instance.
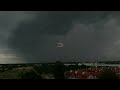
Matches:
[[0, 61, 118, 79]]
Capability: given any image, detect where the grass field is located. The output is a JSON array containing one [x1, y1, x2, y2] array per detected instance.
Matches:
[[0, 69, 30, 79], [0, 71, 18, 79]]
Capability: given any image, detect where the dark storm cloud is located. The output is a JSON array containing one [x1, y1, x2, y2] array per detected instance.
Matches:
[[8, 11, 120, 63]]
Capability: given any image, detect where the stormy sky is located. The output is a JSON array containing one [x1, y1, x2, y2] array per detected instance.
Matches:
[[1, 11, 120, 63]]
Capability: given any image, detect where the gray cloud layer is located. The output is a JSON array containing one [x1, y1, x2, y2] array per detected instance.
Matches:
[[0, 11, 120, 63]]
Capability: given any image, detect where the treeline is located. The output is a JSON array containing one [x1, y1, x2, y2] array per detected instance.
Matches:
[[98, 61, 120, 64], [32, 61, 90, 79]]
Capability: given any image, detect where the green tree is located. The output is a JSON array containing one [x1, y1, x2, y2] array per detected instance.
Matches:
[[17, 70, 42, 79], [98, 70, 118, 79], [33, 66, 42, 74], [53, 61, 65, 79], [80, 64, 87, 69]]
